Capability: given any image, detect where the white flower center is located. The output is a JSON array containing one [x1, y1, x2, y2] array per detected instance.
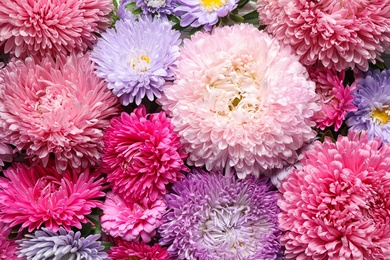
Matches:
[[146, 0, 166, 8], [127, 52, 151, 72]]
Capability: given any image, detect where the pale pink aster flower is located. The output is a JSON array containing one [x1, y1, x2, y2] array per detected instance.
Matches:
[[108, 238, 169, 260], [159, 23, 319, 179], [0, 222, 18, 259], [103, 106, 188, 204], [309, 65, 357, 131], [257, 0, 390, 71], [0, 53, 120, 173], [101, 192, 166, 243], [0, 0, 113, 58], [279, 131, 390, 259], [0, 163, 105, 233]]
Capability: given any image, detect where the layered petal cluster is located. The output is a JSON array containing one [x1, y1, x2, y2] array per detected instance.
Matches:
[[18, 228, 108, 260], [0, 163, 105, 232], [91, 16, 181, 105], [279, 131, 390, 259], [346, 69, 390, 142], [0, 0, 113, 58], [159, 169, 281, 260], [257, 0, 390, 71], [309, 65, 356, 131], [108, 239, 169, 260], [159, 23, 319, 178], [0, 53, 120, 173], [174, 0, 238, 30], [0, 222, 18, 259], [101, 192, 166, 242], [103, 106, 187, 204]]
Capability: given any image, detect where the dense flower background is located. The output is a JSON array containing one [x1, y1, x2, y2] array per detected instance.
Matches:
[[1, 0, 390, 259]]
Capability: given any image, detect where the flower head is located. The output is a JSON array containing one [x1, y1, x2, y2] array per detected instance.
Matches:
[[0, 53, 120, 173], [257, 0, 390, 71], [108, 239, 169, 260], [159, 169, 281, 259], [279, 131, 390, 259], [0, 163, 105, 232], [135, 0, 177, 15], [101, 192, 166, 242], [91, 17, 181, 106], [159, 23, 319, 178], [174, 0, 238, 30], [17, 227, 108, 260], [346, 69, 390, 142], [0, 0, 113, 58], [103, 106, 187, 204], [309, 65, 357, 131], [0, 222, 18, 259]]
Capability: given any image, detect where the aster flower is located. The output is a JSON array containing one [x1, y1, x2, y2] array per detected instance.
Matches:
[[134, 0, 177, 15], [346, 69, 390, 143], [279, 131, 390, 259], [257, 0, 390, 71], [101, 192, 166, 242], [117, 0, 135, 20], [159, 23, 319, 178], [17, 227, 108, 260], [103, 106, 187, 204], [0, 163, 105, 232], [174, 0, 238, 30], [0, 222, 18, 259], [91, 16, 181, 106], [109, 239, 169, 260], [0, 53, 120, 173], [159, 169, 281, 259], [0, 142, 13, 171], [0, 0, 113, 59], [309, 65, 357, 131]]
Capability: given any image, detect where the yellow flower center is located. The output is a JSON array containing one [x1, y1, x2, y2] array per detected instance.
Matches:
[[372, 108, 390, 124], [200, 0, 227, 12]]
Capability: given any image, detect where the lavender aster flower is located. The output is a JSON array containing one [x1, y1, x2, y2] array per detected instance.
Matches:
[[117, 0, 134, 20], [17, 228, 108, 260], [346, 69, 390, 142], [159, 169, 281, 260], [91, 16, 181, 106], [175, 0, 238, 30]]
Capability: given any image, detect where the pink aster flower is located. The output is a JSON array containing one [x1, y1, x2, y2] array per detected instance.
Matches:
[[0, 142, 13, 171], [159, 23, 319, 178], [309, 65, 357, 131], [279, 131, 390, 259], [0, 53, 120, 173], [103, 106, 188, 204], [101, 192, 166, 243], [108, 238, 169, 260], [257, 0, 390, 71], [0, 163, 105, 232], [0, 222, 18, 259], [0, 0, 113, 58]]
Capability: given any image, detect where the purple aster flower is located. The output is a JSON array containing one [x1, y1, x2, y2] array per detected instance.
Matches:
[[346, 69, 390, 142], [17, 228, 108, 260], [159, 169, 282, 260], [91, 16, 181, 106], [175, 0, 238, 30], [117, 0, 134, 20], [136, 0, 177, 15]]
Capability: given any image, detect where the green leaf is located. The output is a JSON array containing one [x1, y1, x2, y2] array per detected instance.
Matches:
[[126, 2, 137, 9], [243, 10, 259, 20], [168, 14, 180, 24], [101, 241, 115, 251], [237, 0, 250, 9], [229, 13, 245, 23], [132, 7, 143, 15]]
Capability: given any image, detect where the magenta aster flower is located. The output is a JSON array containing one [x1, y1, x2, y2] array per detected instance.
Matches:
[[91, 17, 181, 106], [103, 106, 188, 204], [0, 222, 18, 259], [159, 23, 319, 178], [159, 169, 282, 259], [0, 0, 113, 58], [346, 69, 390, 143], [175, 0, 238, 30], [0, 53, 120, 173], [108, 239, 169, 260], [0, 163, 105, 232], [279, 131, 390, 259], [101, 192, 166, 242], [257, 0, 390, 71], [309, 65, 357, 131]]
